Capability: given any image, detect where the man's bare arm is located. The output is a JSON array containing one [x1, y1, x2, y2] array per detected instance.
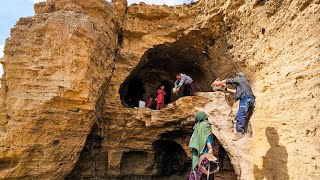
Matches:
[[212, 80, 227, 86], [226, 87, 236, 93]]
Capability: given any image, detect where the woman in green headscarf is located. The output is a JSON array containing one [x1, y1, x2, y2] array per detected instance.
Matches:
[[188, 111, 214, 180]]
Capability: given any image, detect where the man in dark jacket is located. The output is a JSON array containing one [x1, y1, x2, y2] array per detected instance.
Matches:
[[213, 72, 255, 141]]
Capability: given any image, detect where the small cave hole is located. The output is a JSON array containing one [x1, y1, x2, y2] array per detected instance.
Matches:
[[0, 157, 19, 170], [153, 140, 190, 178], [206, 37, 216, 46], [261, 28, 266, 35], [122, 76, 146, 108], [52, 140, 60, 146]]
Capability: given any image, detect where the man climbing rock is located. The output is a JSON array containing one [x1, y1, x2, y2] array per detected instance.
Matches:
[[175, 73, 193, 96], [213, 72, 255, 141]]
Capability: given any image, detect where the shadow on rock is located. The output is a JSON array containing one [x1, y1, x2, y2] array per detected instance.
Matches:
[[254, 127, 289, 180]]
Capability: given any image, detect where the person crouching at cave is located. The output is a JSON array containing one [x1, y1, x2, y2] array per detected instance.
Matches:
[[189, 111, 217, 180], [175, 73, 193, 96], [146, 94, 155, 109], [212, 72, 256, 141], [156, 85, 166, 110]]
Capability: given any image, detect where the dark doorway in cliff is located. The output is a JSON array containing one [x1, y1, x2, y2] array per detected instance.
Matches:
[[153, 140, 190, 178], [124, 76, 146, 107]]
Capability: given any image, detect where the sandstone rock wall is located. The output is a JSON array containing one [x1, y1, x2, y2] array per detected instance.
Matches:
[[0, 0, 126, 178], [0, 0, 318, 179], [217, 0, 320, 179], [68, 91, 238, 179]]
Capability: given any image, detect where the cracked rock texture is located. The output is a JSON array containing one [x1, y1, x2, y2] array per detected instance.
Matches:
[[0, 0, 126, 178], [0, 0, 319, 179]]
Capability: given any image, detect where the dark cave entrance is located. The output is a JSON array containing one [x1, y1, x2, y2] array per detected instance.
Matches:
[[124, 76, 146, 108], [123, 77, 173, 108], [119, 33, 217, 108], [119, 30, 241, 108], [152, 131, 237, 179], [153, 140, 190, 178]]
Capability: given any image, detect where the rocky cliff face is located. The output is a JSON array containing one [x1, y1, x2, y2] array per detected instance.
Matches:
[[0, 0, 126, 178], [0, 0, 319, 179], [218, 0, 320, 179]]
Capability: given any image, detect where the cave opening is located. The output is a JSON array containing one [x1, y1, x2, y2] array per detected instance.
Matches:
[[152, 131, 237, 179], [119, 32, 222, 108], [124, 76, 146, 108], [153, 140, 190, 178]]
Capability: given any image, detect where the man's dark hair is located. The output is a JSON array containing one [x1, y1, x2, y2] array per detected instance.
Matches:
[[176, 73, 181, 77], [236, 72, 246, 77]]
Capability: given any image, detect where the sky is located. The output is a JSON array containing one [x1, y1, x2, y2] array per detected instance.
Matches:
[[0, 0, 195, 77]]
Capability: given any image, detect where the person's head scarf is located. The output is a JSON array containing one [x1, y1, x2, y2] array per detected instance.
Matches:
[[195, 111, 208, 123]]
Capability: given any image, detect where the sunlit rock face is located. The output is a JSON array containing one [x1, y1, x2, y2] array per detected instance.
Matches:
[[0, 0, 127, 178], [0, 0, 319, 179]]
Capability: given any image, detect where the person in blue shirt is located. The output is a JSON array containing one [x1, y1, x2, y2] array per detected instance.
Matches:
[[201, 134, 214, 155], [213, 72, 255, 141]]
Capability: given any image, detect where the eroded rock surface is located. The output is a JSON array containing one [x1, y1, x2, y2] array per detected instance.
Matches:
[[0, 0, 126, 178], [0, 0, 319, 179]]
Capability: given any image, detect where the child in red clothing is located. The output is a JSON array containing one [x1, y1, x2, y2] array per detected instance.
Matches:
[[156, 85, 166, 110]]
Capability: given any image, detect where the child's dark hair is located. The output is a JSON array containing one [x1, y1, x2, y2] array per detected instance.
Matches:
[[158, 84, 164, 89]]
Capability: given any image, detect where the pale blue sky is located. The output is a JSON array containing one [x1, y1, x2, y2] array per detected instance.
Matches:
[[0, 0, 195, 76]]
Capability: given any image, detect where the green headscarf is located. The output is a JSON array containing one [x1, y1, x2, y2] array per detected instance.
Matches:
[[189, 111, 212, 171]]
